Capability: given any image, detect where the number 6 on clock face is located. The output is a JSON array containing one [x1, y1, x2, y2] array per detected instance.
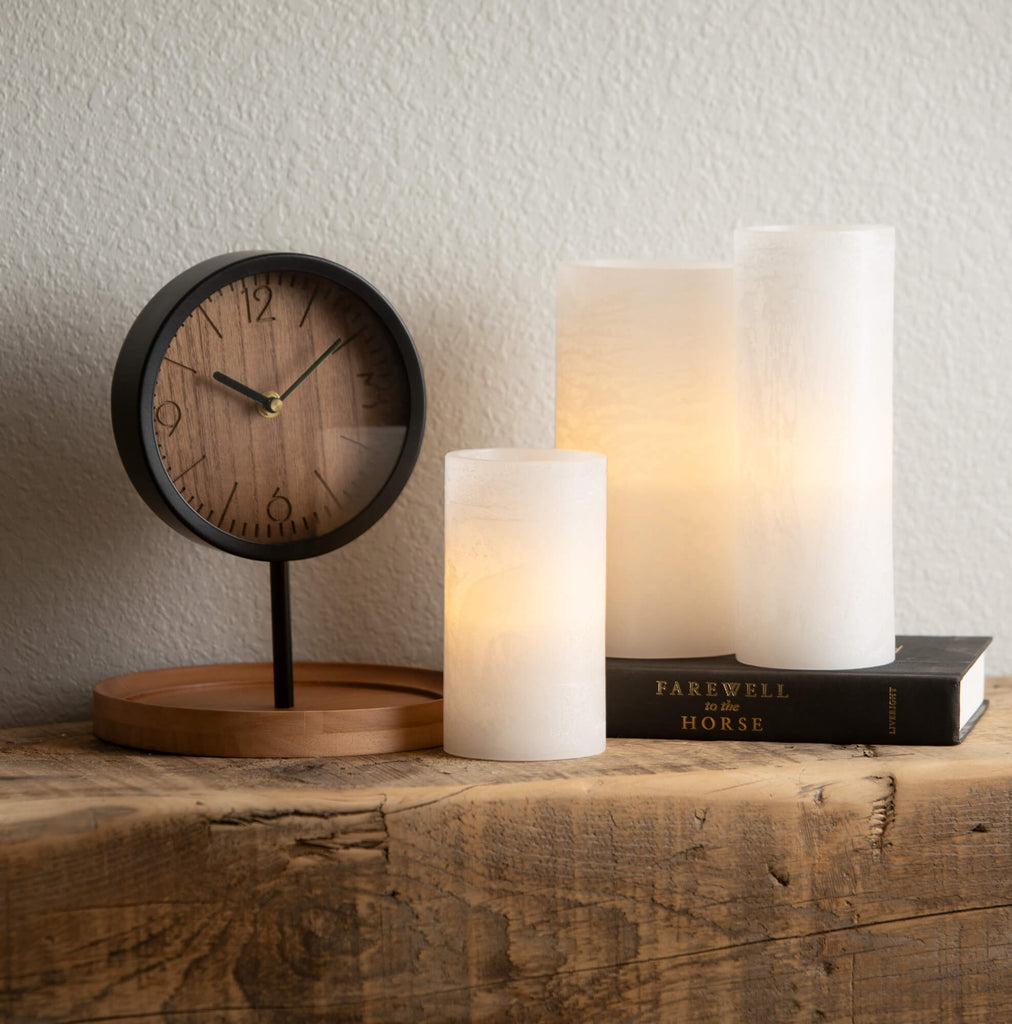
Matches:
[[112, 252, 426, 561]]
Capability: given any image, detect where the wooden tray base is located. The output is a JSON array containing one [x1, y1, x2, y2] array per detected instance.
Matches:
[[93, 661, 443, 757]]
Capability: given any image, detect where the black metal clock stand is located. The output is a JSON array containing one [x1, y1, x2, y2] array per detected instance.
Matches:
[[270, 562, 295, 708]]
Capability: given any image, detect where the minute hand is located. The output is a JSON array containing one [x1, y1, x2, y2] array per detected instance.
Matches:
[[280, 336, 350, 401]]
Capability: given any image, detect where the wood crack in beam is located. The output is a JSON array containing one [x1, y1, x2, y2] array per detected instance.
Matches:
[[543, 900, 1012, 977]]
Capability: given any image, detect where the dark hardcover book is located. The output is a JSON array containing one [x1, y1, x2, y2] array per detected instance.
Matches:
[[607, 636, 992, 745]]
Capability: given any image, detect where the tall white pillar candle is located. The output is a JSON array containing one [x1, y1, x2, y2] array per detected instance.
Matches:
[[443, 449, 607, 761], [735, 225, 895, 670], [556, 261, 735, 658]]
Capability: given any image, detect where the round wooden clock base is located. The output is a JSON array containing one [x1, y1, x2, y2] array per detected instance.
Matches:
[[93, 661, 443, 757]]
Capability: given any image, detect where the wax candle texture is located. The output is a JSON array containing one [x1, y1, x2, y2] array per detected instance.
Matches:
[[734, 226, 895, 670], [556, 262, 735, 658], [443, 449, 607, 761]]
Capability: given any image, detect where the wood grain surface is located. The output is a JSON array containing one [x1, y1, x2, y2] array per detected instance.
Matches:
[[152, 269, 411, 545], [3, 680, 1011, 1023]]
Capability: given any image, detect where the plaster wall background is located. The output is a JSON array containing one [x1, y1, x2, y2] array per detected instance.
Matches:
[[1, 0, 1009, 727]]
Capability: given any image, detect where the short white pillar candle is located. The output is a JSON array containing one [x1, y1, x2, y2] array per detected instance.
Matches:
[[443, 448, 607, 761], [734, 225, 896, 670], [556, 261, 736, 658]]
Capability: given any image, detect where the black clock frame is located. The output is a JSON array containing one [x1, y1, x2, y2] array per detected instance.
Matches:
[[111, 251, 426, 563]]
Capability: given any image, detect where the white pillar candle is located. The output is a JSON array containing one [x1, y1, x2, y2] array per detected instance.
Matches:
[[734, 225, 895, 670], [443, 448, 607, 761], [556, 261, 735, 658]]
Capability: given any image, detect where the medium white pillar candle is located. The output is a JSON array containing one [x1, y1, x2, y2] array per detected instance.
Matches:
[[443, 448, 607, 761], [556, 261, 735, 658], [735, 225, 895, 670]]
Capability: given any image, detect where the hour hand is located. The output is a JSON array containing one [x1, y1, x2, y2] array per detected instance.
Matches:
[[213, 372, 282, 414]]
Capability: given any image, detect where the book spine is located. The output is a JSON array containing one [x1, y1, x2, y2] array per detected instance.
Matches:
[[606, 666, 962, 745]]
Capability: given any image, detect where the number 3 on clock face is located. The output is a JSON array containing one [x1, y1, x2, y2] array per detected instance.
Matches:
[[112, 253, 426, 562]]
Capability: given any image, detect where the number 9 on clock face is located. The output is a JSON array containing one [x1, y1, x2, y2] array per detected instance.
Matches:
[[112, 253, 426, 561]]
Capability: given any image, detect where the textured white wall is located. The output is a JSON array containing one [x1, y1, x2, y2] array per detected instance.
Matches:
[[1, 0, 1009, 727]]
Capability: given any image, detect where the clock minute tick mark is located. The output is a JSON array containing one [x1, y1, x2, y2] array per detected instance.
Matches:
[[198, 305, 222, 339], [298, 284, 319, 328], [164, 357, 197, 374], [217, 481, 238, 528], [171, 454, 206, 484], [313, 470, 342, 508]]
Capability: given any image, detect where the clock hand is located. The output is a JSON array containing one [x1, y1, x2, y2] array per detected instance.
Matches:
[[280, 336, 348, 401], [213, 371, 282, 414]]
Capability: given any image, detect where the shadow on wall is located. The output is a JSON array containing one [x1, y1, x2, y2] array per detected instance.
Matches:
[[1, 288, 265, 725]]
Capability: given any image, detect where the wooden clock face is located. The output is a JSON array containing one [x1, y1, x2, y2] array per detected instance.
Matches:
[[113, 254, 425, 561]]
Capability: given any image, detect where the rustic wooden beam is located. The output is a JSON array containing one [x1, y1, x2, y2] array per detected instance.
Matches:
[[2, 680, 1011, 1022]]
